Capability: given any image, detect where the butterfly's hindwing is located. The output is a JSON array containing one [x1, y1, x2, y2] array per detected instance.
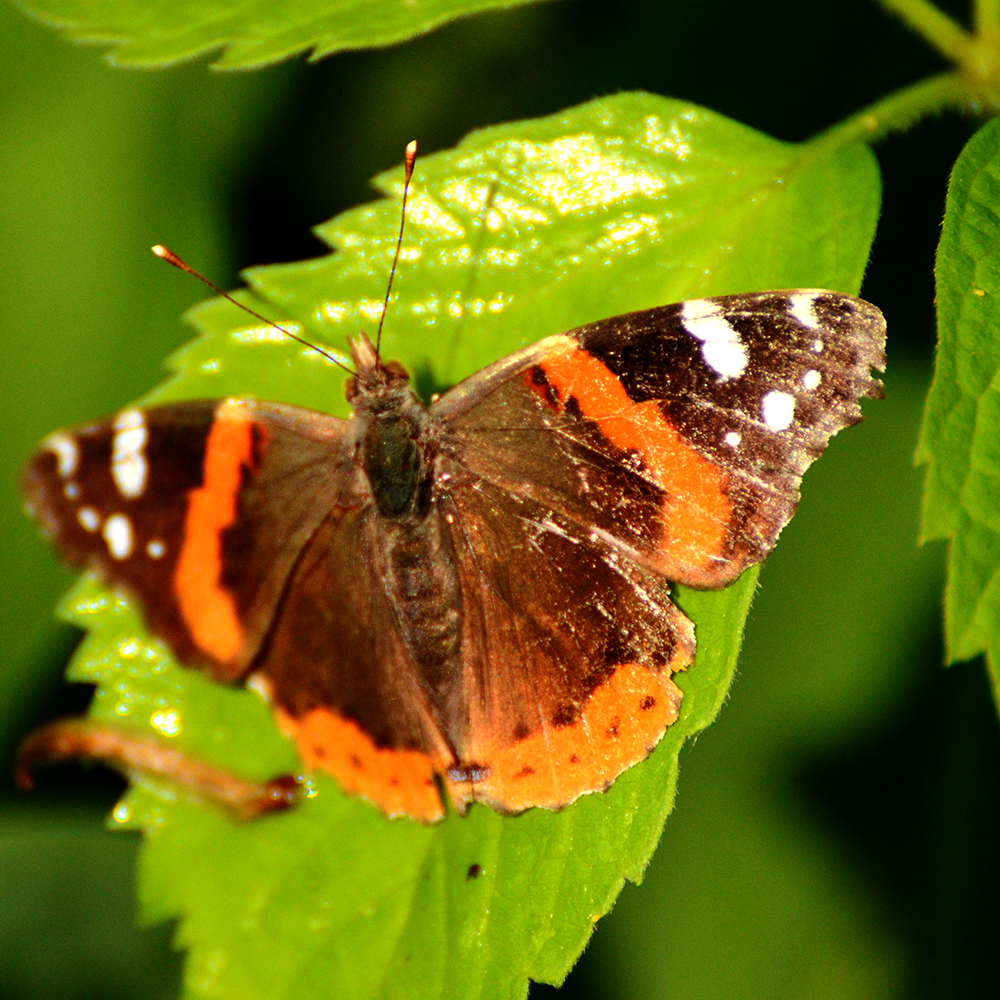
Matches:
[[254, 504, 458, 821], [439, 479, 692, 814]]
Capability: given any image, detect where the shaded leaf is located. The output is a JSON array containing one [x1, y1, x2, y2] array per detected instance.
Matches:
[[917, 116, 1000, 707], [18, 0, 554, 69], [0, 805, 181, 1000]]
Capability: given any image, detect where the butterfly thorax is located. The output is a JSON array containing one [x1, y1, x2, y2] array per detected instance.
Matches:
[[347, 336, 434, 520], [361, 409, 428, 518]]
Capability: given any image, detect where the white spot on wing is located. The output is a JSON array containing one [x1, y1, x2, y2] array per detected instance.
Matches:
[[103, 513, 133, 559], [723, 430, 742, 448], [112, 408, 148, 499], [681, 299, 748, 380], [812, 339, 824, 353], [789, 292, 821, 330], [762, 390, 796, 431], [78, 506, 100, 532], [64, 482, 80, 499], [45, 433, 79, 478], [802, 368, 822, 390], [147, 539, 165, 559]]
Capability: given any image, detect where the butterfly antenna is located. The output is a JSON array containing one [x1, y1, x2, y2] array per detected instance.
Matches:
[[151, 245, 354, 375], [374, 140, 418, 362]]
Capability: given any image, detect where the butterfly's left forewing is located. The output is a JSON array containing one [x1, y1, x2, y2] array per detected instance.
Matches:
[[442, 290, 885, 590]]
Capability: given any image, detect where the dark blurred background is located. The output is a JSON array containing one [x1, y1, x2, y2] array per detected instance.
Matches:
[[1, 0, 997, 997]]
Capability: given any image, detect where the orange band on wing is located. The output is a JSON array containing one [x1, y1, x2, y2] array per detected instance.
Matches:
[[174, 400, 256, 665], [449, 658, 686, 816], [535, 347, 731, 579], [274, 706, 448, 822]]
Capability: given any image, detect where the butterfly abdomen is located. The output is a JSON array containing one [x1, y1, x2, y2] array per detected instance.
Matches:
[[377, 510, 463, 683]]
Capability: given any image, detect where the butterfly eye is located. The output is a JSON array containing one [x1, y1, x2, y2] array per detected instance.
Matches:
[[380, 359, 411, 387]]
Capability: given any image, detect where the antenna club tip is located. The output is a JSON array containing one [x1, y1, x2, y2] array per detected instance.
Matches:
[[405, 139, 417, 159], [152, 245, 188, 271]]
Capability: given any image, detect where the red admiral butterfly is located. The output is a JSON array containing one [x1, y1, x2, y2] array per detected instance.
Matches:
[[19, 146, 886, 821]]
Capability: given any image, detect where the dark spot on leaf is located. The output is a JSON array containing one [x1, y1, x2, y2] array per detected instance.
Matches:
[[466, 864, 482, 880]]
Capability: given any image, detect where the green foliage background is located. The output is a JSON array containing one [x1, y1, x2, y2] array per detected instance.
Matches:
[[0, 1, 997, 999]]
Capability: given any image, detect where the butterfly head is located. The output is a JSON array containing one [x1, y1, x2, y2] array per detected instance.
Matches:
[[345, 331, 414, 414]]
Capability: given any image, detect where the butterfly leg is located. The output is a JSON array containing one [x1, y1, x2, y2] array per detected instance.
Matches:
[[15, 719, 300, 820]]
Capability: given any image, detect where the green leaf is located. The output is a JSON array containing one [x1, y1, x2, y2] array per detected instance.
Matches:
[[918, 115, 1000, 708], [16, 0, 553, 69], [59, 93, 879, 999]]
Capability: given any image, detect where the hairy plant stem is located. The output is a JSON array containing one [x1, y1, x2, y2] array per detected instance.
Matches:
[[808, 0, 1000, 153], [810, 72, 976, 151], [879, 0, 973, 61]]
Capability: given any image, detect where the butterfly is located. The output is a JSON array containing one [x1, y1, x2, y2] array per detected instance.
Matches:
[[20, 285, 885, 822]]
